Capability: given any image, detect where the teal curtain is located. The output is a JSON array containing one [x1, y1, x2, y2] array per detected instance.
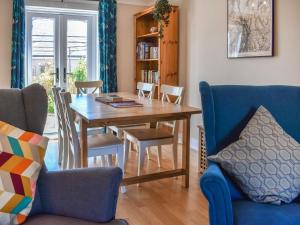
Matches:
[[99, 0, 117, 93], [11, 0, 25, 89]]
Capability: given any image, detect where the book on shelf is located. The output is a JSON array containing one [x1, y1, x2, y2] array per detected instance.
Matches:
[[150, 47, 159, 59], [136, 42, 158, 60], [140, 70, 159, 84]]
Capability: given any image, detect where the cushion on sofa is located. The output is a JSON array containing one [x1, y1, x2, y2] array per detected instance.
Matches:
[[24, 215, 129, 225], [233, 200, 300, 225], [0, 122, 49, 224], [209, 106, 300, 204]]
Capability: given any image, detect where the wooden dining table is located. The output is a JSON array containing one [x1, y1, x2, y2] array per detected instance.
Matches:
[[70, 92, 201, 188]]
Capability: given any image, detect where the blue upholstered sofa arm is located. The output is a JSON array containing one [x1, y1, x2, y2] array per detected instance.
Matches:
[[38, 167, 123, 223], [200, 164, 233, 225]]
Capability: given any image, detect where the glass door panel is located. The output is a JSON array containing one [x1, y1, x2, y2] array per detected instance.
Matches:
[[30, 16, 58, 134], [26, 10, 97, 135], [66, 19, 88, 94]]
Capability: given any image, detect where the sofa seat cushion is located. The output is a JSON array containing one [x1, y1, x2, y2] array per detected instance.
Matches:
[[24, 215, 129, 225], [234, 200, 300, 225]]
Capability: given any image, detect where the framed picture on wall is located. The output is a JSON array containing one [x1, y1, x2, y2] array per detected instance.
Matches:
[[227, 0, 274, 58]]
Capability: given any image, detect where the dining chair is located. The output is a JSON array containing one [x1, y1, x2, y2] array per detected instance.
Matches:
[[74, 81, 104, 136], [75, 80, 103, 95], [53, 87, 106, 168], [108, 82, 156, 138], [137, 82, 156, 100], [52, 87, 68, 168], [123, 84, 184, 176], [60, 91, 124, 172]]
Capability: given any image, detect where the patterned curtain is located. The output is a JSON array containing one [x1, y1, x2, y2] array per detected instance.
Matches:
[[11, 0, 25, 89], [99, 0, 117, 93]]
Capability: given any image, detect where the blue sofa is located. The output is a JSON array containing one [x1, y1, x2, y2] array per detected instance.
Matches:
[[199, 81, 300, 225], [0, 84, 128, 225]]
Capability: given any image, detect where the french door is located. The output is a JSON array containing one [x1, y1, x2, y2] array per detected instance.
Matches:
[[26, 10, 98, 92], [26, 9, 98, 133]]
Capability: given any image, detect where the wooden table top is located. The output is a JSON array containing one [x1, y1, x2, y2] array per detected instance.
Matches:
[[71, 92, 201, 124]]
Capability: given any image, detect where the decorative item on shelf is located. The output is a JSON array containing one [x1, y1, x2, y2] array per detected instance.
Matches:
[[153, 0, 172, 38], [150, 26, 158, 33], [228, 0, 274, 58]]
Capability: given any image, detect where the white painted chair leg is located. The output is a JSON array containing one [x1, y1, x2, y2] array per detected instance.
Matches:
[[138, 143, 146, 177], [146, 147, 151, 160], [101, 156, 106, 166], [107, 154, 113, 166], [62, 135, 69, 170], [124, 138, 130, 170], [117, 145, 127, 193], [58, 132, 63, 165], [157, 145, 162, 168]]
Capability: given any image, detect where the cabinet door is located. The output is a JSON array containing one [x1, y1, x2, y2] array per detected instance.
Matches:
[[160, 7, 179, 86]]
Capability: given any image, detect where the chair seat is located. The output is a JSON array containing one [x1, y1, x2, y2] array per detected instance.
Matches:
[[124, 128, 173, 141], [233, 200, 300, 225], [88, 133, 122, 149], [109, 124, 148, 136], [25, 214, 128, 225]]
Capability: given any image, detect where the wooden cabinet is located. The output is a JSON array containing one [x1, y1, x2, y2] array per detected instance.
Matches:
[[134, 6, 179, 98]]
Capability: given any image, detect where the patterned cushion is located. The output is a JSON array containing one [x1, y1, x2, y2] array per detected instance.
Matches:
[[0, 121, 49, 225], [208, 106, 300, 204]]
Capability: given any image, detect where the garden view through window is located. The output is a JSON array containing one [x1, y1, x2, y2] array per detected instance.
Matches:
[[27, 9, 98, 134]]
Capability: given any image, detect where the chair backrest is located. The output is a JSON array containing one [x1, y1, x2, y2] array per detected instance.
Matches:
[[0, 84, 48, 215], [161, 84, 184, 105], [137, 82, 156, 99], [200, 81, 300, 156], [52, 87, 65, 134], [159, 85, 184, 135], [75, 80, 103, 95], [60, 92, 81, 169], [0, 84, 48, 134]]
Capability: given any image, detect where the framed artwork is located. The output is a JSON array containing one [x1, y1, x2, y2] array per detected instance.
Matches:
[[227, 0, 274, 58]]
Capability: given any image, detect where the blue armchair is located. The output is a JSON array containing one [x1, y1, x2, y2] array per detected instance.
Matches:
[[0, 84, 128, 225], [199, 81, 300, 225]]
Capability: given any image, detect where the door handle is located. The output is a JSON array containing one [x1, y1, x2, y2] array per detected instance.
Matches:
[[50, 68, 59, 83], [63, 68, 73, 83]]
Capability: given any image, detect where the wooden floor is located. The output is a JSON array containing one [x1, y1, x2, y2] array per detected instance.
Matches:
[[45, 142, 209, 225]]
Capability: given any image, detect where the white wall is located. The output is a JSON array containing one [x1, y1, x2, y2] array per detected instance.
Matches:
[[0, 0, 12, 88], [117, 3, 146, 92], [185, 0, 300, 144], [0, 1, 145, 90]]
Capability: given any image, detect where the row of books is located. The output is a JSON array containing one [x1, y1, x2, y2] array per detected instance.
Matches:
[[140, 70, 160, 84], [137, 42, 159, 60]]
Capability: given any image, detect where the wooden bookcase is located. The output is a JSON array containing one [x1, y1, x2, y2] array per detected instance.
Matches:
[[134, 6, 179, 98]]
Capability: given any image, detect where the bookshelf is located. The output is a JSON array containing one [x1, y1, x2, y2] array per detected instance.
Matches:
[[134, 6, 179, 99]]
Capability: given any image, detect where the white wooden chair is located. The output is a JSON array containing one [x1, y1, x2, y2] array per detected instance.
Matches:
[[53, 87, 109, 168], [75, 80, 103, 95], [74, 81, 105, 136], [123, 84, 184, 177], [52, 87, 68, 168], [137, 82, 156, 100], [108, 82, 156, 139], [60, 92, 124, 171]]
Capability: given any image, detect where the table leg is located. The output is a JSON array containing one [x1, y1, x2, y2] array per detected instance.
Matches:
[[80, 118, 88, 168], [182, 116, 191, 188]]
